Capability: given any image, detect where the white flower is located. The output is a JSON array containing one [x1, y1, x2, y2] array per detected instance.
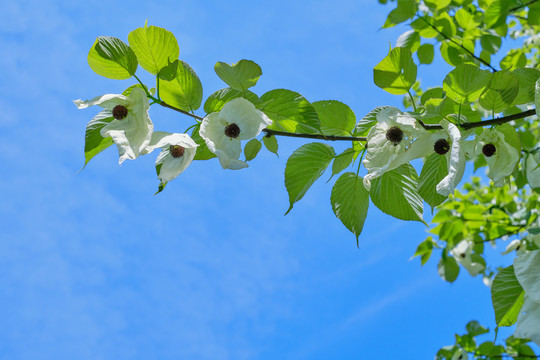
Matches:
[[74, 87, 153, 164], [513, 250, 540, 346], [143, 131, 198, 183], [525, 152, 540, 190], [450, 240, 485, 276], [451, 348, 468, 360], [502, 239, 527, 255], [474, 128, 519, 186], [362, 107, 426, 190], [200, 98, 272, 170], [387, 119, 466, 196]]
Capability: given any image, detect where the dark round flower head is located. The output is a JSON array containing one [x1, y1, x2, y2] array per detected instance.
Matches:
[[112, 105, 128, 120], [169, 145, 185, 158], [434, 138, 450, 155], [482, 143, 496, 157], [224, 123, 241, 138], [385, 126, 404, 145]]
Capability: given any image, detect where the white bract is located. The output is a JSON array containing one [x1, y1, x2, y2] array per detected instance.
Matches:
[[143, 132, 198, 183], [200, 98, 272, 170], [513, 250, 540, 346], [451, 348, 468, 360], [450, 240, 485, 276], [74, 87, 153, 164], [501, 239, 527, 255], [362, 107, 426, 190], [474, 128, 519, 186]]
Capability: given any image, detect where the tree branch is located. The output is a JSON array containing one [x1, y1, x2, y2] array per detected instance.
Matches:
[[417, 16, 498, 72], [152, 95, 536, 142], [509, 0, 539, 12], [263, 129, 366, 141]]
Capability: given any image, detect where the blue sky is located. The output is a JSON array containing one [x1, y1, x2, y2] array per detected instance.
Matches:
[[0, 0, 525, 359]]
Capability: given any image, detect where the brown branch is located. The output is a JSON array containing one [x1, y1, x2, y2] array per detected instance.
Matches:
[[418, 109, 537, 131], [263, 129, 366, 142]]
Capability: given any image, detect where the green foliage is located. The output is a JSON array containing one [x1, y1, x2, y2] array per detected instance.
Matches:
[[284, 142, 335, 215], [443, 63, 492, 104], [417, 43, 434, 64], [262, 135, 279, 156], [418, 153, 449, 209], [159, 60, 203, 111], [83, 110, 114, 165], [478, 70, 519, 113], [330, 173, 370, 242], [191, 125, 216, 161], [128, 24, 179, 75], [312, 100, 356, 136], [260, 89, 321, 134], [244, 138, 262, 161], [438, 255, 459, 283], [491, 265, 525, 327], [383, 0, 417, 28], [369, 163, 425, 222], [330, 148, 356, 181], [214, 59, 262, 91], [88, 36, 138, 80], [204, 87, 260, 113], [373, 47, 417, 95]]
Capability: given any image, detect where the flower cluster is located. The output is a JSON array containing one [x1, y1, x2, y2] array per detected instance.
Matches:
[[75, 91, 271, 190], [362, 106, 520, 195]]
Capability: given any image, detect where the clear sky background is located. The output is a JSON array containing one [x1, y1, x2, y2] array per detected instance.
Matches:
[[0, 0, 527, 359]]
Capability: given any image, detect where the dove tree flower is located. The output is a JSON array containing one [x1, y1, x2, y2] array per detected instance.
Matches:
[[74, 87, 153, 164], [362, 107, 426, 190], [474, 128, 519, 186], [501, 239, 527, 255], [513, 250, 540, 346], [200, 97, 272, 170], [450, 240, 485, 276], [143, 131, 198, 184]]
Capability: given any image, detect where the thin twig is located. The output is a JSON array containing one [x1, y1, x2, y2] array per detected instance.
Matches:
[[263, 129, 366, 142], [418, 16, 498, 72], [509, 0, 539, 12]]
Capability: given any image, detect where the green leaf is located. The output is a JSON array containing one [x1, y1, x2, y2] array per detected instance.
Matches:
[[396, 30, 421, 52], [83, 110, 114, 166], [330, 148, 356, 180], [443, 63, 492, 104], [122, 84, 153, 97], [354, 106, 392, 136], [418, 153, 449, 209], [417, 43, 434, 65], [479, 70, 519, 113], [312, 100, 356, 136], [497, 123, 521, 154], [369, 163, 425, 222], [244, 138, 262, 161], [440, 41, 469, 67], [500, 49, 527, 70], [438, 256, 460, 283], [491, 265, 525, 327], [331, 172, 370, 242], [128, 24, 179, 75], [466, 320, 489, 337], [204, 87, 260, 114], [420, 87, 444, 105], [424, 0, 450, 10], [413, 237, 434, 266], [284, 143, 335, 214], [485, 0, 511, 29], [433, 13, 457, 38], [214, 59, 262, 91], [528, 2, 540, 26], [87, 36, 138, 80], [191, 125, 216, 160], [455, 8, 481, 29], [262, 135, 279, 156], [512, 68, 540, 105], [383, 0, 417, 28], [480, 34, 502, 54], [159, 60, 203, 111], [154, 180, 167, 195], [373, 47, 417, 95], [260, 89, 321, 134]]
